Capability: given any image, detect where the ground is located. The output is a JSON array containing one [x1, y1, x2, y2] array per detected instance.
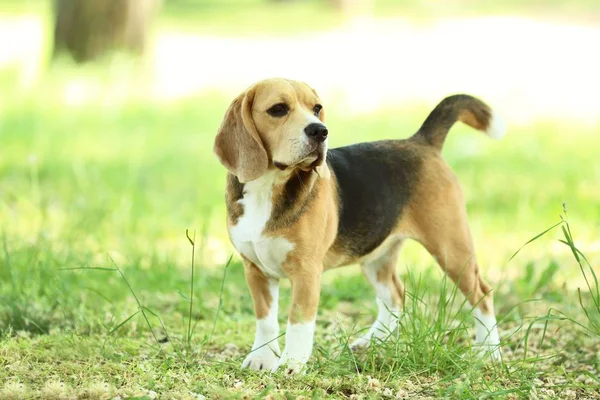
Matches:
[[1, 1, 600, 399]]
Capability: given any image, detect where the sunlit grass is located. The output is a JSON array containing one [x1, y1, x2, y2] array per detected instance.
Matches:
[[1, 64, 599, 397], [2, 66, 598, 269]]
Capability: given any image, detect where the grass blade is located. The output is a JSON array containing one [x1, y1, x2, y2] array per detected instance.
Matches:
[[108, 310, 140, 335], [508, 220, 564, 262], [142, 306, 175, 347], [108, 254, 161, 348], [207, 254, 233, 346], [185, 229, 196, 348]]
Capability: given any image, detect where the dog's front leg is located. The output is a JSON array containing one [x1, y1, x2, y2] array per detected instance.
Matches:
[[241, 259, 280, 371], [272, 270, 321, 375]]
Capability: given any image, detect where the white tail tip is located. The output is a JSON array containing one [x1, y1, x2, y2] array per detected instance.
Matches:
[[486, 113, 506, 140]]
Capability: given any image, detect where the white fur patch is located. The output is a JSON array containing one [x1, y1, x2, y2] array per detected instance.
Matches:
[[229, 171, 293, 279], [315, 162, 330, 180], [273, 320, 316, 374], [359, 235, 403, 266], [351, 297, 399, 349], [473, 308, 502, 362], [486, 112, 507, 140], [351, 241, 401, 349], [242, 279, 281, 371]]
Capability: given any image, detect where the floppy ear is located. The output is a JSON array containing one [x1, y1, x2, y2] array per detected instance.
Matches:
[[213, 88, 268, 183]]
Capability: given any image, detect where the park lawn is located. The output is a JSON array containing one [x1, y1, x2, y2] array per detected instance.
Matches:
[[1, 69, 600, 398], [0, 264, 598, 399], [1, 0, 600, 397]]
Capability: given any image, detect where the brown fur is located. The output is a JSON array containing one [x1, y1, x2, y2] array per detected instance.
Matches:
[[214, 88, 269, 183], [225, 174, 245, 225], [402, 150, 494, 313], [243, 258, 274, 320], [214, 78, 499, 361], [415, 94, 493, 150], [273, 174, 338, 324]]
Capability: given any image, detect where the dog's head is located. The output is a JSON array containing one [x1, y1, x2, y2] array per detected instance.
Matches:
[[214, 78, 327, 183]]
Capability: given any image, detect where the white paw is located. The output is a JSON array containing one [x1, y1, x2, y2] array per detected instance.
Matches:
[[241, 346, 280, 371], [271, 352, 308, 375], [489, 346, 502, 363], [475, 342, 502, 363], [350, 336, 371, 350], [473, 309, 502, 363], [271, 320, 316, 375], [351, 297, 400, 352], [350, 316, 399, 351]]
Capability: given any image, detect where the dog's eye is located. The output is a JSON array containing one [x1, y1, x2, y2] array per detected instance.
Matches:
[[267, 103, 289, 117], [313, 104, 323, 117]]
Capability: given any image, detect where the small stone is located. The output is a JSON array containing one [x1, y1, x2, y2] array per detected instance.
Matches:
[[367, 376, 381, 390]]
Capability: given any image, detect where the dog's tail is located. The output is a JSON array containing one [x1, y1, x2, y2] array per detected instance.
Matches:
[[412, 94, 506, 150]]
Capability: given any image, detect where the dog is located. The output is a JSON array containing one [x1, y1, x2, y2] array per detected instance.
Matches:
[[213, 78, 503, 374]]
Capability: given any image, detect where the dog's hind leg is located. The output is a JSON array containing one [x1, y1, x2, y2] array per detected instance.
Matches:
[[412, 165, 502, 362], [351, 239, 404, 350]]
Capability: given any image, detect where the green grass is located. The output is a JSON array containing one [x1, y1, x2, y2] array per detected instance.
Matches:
[[1, 64, 599, 398], [1, 1, 600, 397]]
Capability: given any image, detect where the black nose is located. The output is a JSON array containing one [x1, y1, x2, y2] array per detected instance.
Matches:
[[304, 123, 328, 142]]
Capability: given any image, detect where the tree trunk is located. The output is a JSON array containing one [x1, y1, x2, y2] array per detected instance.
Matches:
[[52, 0, 161, 63]]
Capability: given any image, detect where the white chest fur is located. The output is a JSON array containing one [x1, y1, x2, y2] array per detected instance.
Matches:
[[229, 172, 294, 279]]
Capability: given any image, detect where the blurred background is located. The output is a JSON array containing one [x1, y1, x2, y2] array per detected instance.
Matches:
[[2, 0, 600, 119], [1, 0, 599, 313]]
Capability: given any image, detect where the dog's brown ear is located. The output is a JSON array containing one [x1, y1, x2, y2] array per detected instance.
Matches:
[[214, 88, 268, 183]]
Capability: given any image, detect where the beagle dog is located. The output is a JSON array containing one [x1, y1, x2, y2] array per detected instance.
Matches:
[[213, 78, 504, 374]]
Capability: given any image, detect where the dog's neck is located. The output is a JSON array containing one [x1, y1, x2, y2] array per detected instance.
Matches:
[[227, 166, 323, 231]]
